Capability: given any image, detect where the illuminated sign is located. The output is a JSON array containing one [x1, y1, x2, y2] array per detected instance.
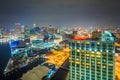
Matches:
[[73, 35, 86, 40]]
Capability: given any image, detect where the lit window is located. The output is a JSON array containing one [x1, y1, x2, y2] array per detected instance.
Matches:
[[77, 41, 80, 43], [92, 61, 94, 63], [91, 51, 95, 53], [86, 54, 90, 56], [81, 50, 84, 52], [97, 62, 101, 64], [86, 66, 89, 68], [96, 52, 101, 55], [103, 59, 106, 62], [97, 42, 100, 45], [102, 66, 106, 68], [109, 64, 113, 66], [91, 54, 95, 57], [86, 57, 89, 59], [96, 55, 101, 58], [86, 63, 89, 65], [86, 41, 90, 44], [77, 49, 80, 52], [76, 62, 80, 64]]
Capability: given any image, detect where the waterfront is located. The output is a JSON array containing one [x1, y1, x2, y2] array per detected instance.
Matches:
[[0, 43, 11, 73], [1, 42, 120, 80], [0, 40, 69, 80]]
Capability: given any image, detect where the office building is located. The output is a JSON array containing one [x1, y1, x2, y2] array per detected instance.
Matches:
[[47, 26, 58, 34], [0, 28, 3, 38], [15, 23, 21, 37], [91, 31, 101, 40], [24, 25, 30, 38], [69, 40, 115, 80]]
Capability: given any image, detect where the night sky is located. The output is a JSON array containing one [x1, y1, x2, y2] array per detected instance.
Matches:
[[0, 0, 120, 28]]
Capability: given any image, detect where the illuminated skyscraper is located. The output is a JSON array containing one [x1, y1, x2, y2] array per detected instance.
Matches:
[[24, 25, 30, 38], [69, 40, 115, 80], [15, 23, 21, 37], [47, 25, 58, 34], [0, 28, 3, 38], [33, 24, 37, 28]]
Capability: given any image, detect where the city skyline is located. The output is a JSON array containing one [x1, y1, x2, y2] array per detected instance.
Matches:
[[0, 0, 120, 28], [0, 23, 120, 80]]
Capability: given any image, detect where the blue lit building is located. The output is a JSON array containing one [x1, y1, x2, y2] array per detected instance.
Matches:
[[10, 40, 27, 51]]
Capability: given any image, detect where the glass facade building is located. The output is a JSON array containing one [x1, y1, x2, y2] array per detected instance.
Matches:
[[69, 40, 115, 80]]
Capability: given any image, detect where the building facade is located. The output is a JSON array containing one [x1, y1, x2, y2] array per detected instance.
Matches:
[[91, 31, 101, 40], [24, 25, 30, 38], [69, 40, 115, 80], [15, 23, 21, 37]]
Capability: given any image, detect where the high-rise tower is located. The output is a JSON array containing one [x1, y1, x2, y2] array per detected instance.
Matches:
[[24, 25, 30, 38], [15, 23, 21, 37], [69, 40, 115, 80]]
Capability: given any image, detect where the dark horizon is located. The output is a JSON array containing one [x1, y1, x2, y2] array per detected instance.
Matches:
[[0, 0, 120, 28]]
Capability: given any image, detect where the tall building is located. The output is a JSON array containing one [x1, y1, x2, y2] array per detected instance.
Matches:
[[0, 28, 3, 38], [15, 23, 21, 37], [24, 25, 30, 38], [33, 24, 37, 28], [47, 25, 58, 34], [69, 40, 115, 80], [91, 31, 101, 40]]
